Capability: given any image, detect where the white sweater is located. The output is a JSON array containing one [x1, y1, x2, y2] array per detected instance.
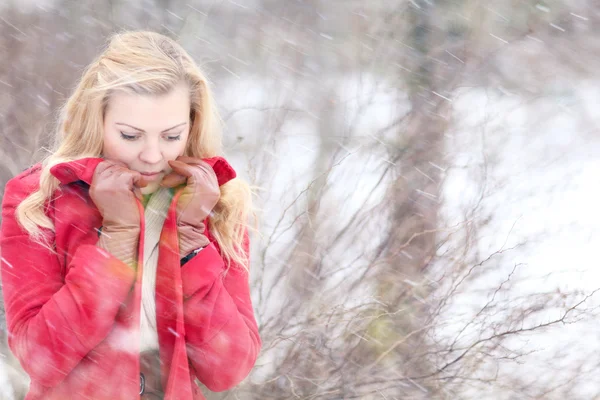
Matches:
[[139, 187, 173, 353]]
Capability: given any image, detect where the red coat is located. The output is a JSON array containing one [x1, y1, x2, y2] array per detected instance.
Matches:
[[0, 157, 261, 400]]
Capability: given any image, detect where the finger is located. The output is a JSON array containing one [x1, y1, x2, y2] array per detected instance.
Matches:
[[174, 160, 214, 189], [94, 161, 119, 177], [195, 162, 218, 181], [175, 155, 203, 165], [185, 163, 218, 190], [172, 157, 217, 178], [94, 164, 119, 184], [105, 164, 122, 176], [175, 157, 216, 177], [133, 186, 144, 202], [106, 163, 147, 187], [103, 159, 129, 168], [94, 161, 112, 175], [168, 160, 195, 177], [131, 173, 149, 188], [160, 172, 187, 188], [114, 169, 147, 190]]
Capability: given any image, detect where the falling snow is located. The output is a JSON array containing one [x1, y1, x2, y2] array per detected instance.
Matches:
[[1, 1, 599, 399]]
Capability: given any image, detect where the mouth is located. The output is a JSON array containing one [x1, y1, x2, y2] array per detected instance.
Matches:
[[140, 171, 163, 180]]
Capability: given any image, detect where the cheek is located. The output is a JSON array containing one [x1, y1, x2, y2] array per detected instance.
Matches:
[[102, 136, 117, 158], [164, 140, 187, 159], [102, 133, 118, 157], [103, 133, 134, 162]]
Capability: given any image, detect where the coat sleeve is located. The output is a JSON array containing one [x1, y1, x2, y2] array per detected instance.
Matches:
[[0, 178, 137, 388], [180, 229, 261, 392]]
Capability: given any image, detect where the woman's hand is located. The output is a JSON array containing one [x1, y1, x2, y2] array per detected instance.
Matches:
[[90, 160, 147, 266], [161, 156, 220, 224], [161, 156, 220, 257], [90, 160, 147, 228]]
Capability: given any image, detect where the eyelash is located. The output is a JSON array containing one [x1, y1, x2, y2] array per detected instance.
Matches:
[[120, 132, 181, 141]]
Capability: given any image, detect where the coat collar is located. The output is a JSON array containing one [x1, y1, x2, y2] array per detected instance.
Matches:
[[49, 156, 237, 187]]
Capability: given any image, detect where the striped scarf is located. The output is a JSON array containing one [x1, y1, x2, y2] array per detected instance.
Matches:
[[139, 187, 173, 352]]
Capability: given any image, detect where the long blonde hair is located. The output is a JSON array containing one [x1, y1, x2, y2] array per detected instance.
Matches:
[[16, 30, 251, 269]]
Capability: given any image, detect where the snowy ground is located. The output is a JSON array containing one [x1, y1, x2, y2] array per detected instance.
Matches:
[[438, 82, 600, 398]]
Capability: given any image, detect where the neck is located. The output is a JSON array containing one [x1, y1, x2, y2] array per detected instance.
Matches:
[[142, 194, 152, 208]]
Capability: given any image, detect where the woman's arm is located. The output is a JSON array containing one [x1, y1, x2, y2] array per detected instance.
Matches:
[[161, 157, 261, 390], [181, 230, 261, 392], [0, 178, 137, 388]]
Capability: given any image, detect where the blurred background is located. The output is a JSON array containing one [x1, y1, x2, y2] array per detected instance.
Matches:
[[2, 0, 600, 399]]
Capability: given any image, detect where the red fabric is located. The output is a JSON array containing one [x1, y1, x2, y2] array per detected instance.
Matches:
[[0, 158, 260, 400]]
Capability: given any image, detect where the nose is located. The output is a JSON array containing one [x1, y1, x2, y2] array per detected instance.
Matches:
[[139, 141, 163, 165]]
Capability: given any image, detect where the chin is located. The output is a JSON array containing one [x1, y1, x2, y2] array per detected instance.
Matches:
[[141, 182, 161, 195]]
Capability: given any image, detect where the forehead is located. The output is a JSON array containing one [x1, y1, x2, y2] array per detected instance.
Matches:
[[105, 84, 190, 127]]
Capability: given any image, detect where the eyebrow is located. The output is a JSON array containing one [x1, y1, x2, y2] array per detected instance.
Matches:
[[115, 122, 187, 133]]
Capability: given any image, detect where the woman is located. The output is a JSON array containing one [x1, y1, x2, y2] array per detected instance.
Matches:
[[0, 31, 261, 399]]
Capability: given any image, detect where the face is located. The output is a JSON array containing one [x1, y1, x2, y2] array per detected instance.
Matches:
[[102, 83, 190, 194]]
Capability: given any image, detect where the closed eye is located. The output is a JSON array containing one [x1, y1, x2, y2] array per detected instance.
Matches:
[[120, 132, 182, 141], [120, 132, 139, 141]]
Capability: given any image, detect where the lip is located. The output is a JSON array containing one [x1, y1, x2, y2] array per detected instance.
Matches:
[[140, 172, 163, 179]]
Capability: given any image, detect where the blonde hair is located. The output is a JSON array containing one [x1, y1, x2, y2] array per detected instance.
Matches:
[[16, 30, 251, 269]]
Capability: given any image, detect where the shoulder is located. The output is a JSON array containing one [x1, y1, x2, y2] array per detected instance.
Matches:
[[2, 163, 43, 210]]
